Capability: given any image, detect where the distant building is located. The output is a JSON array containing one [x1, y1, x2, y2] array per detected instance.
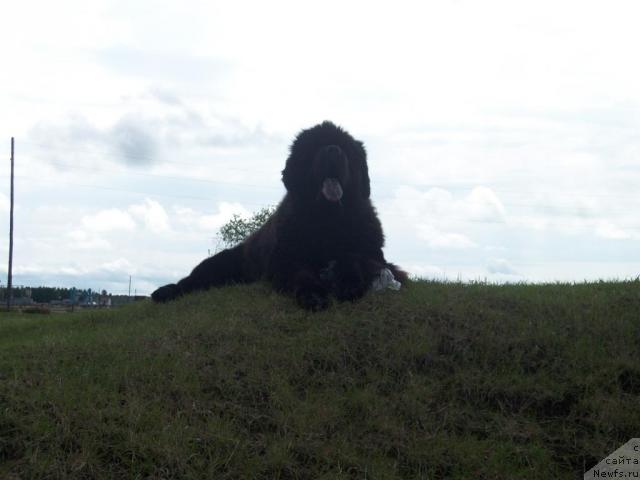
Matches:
[[13, 296, 34, 306], [99, 293, 112, 307]]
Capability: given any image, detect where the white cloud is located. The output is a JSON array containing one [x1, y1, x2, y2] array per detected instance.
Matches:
[[82, 208, 136, 233], [67, 230, 112, 250], [380, 185, 505, 253], [417, 225, 476, 250], [506, 200, 640, 241], [173, 202, 252, 233], [595, 222, 639, 241], [487, 258, 518, 275], [100, 258, 135, 274], [129, 199, 170, 234], [465, 187, 506, 222], [383, 185, 506, 225]]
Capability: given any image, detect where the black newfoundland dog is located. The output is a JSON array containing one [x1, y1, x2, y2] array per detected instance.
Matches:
[[152, 121, 407, 310]]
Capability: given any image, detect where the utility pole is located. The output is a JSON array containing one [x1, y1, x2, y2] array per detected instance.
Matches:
[[6, 138, 14, 311], [128, 275, 132, 297]]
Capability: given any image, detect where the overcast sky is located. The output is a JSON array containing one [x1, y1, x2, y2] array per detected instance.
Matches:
[[1, 0, 639, 295]]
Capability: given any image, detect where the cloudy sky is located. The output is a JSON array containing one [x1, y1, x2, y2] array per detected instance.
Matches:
[[1, 0, 639, 295]]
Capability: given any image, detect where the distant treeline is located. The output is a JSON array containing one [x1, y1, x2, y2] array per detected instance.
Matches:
[[0, 286, 108, 303]]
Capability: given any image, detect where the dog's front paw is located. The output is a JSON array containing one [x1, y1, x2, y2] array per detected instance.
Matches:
[[334, 281, 368, 302], [151, 283, 182, 303], [333, 261, 368, 302], [296, 289, 330, 312]]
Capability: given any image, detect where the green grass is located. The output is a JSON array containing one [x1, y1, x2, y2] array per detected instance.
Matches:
[[1, 280, 639, 479]]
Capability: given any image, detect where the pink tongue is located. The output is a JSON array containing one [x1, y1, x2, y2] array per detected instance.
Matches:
[[322, 178, 343, 202]]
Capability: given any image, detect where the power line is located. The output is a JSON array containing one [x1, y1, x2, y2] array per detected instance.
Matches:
[[0, 174, 272, 208], [2, 173, 639, 230], [2, 171, 637, 217], [21, 140, 279, 173], [23, 141, 634, 197], [2, 140, 638, 229], [4, 163, 639, 208], [19, 139, 640, 201], [39, 158, 282, 190]]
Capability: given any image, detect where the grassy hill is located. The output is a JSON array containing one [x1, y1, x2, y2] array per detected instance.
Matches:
[[1, 280, 639, 479]]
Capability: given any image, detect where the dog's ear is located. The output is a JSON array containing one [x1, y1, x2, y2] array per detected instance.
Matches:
[[355, 140, 370, 198], [281, 152, 306, 195], [282, 126, 315, 196]]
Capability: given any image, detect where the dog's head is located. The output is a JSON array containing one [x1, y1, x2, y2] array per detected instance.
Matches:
[[282, 121, 370, 205]]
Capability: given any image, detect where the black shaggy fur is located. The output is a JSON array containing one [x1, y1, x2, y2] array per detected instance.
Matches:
[[152, 121, 407, 311]]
